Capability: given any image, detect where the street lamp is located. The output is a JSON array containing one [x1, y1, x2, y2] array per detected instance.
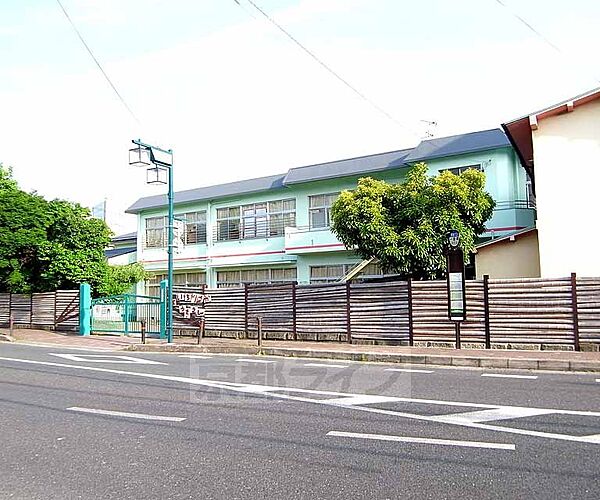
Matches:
[[129, 139, 175, 343]]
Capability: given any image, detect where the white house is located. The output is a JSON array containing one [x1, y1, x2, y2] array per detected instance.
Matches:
[[503, 87, 600, 278]]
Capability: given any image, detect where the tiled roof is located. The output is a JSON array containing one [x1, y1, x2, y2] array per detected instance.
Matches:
[[126, 128, 510, 213], [105, 247, 137, 258], [404, 128, 510, 163]]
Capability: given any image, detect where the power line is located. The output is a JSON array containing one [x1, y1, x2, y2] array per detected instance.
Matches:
[[55, 0, 141, 124], [493, 0, 600, 84], [233, 0, 422, 137]]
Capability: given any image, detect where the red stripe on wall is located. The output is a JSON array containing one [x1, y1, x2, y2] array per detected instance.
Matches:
[[285, 243, 346, 251]]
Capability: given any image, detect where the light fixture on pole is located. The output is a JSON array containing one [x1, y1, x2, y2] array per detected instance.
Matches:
[[129, 139, 175, 344]]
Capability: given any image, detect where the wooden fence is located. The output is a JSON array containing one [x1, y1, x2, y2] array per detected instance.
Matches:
[[0, 289, 80, 331], [197, 274, 600, 349]]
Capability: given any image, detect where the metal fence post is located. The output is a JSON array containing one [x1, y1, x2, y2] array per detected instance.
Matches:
[[483, 274, 491, 349], [123, 295, 129, 336], [257, 316, 263, 347], [78, 283, 91, 336], [198, 317, 205, 345], [292, 282, 297, 341], [244, 283, 249, 339], [571, 272, 580, 351], [407, 278, 414, 346], [345, 282, 352, 344]]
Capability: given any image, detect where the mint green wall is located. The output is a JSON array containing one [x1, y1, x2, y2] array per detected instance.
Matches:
[[134, 145, 533, 287]]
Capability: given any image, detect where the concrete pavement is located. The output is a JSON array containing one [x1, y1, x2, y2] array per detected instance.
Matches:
[[1, 342, 599, 499], [4, 328, 600, 373]]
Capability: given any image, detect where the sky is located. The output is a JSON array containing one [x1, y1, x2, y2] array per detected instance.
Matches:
[[1, 0, 599, 235]]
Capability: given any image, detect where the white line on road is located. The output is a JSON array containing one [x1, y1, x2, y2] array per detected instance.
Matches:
[[236, 358, 275, 364], [304, 363, 348, 368], [321, 395, 402, 406], [179, 355, 213, 359], [327, 431, 515, 450], [481, 373, 538, 380], [385, 368, 434, 374], [49, 354, 166, 365], [67, 407, 185, 422], [2, 356, 599, 445]]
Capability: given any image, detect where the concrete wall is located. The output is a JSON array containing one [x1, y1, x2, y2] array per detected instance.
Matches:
[[475, 230, 540, 279], [532, 99, 600, 278]]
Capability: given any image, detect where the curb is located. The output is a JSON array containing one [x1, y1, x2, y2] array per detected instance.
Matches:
[[258, 347, 600, 372], [126, 344, 259, 355], [125, 343, 600, 373]]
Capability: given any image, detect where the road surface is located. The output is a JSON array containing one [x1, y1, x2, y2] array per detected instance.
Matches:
[[1, 342, 599, 499]]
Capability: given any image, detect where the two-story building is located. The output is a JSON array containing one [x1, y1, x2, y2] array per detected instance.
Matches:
[[125, 128, 534, 292], [503, 86, 600, 278]]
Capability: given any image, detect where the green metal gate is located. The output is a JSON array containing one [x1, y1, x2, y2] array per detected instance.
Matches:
[[91, 294, 165, 337]]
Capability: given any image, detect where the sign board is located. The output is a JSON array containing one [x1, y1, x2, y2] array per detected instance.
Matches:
[[446, 230, 466, 322], [172, 286, 211, 330], [173, 220, 185, 254]]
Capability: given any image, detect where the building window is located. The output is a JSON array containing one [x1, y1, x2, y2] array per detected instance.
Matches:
[[145, 216, 166, 248], [309, 193, 339, 229], [145, 272, 206, 296], [442, 164, 482, 176], [145, 211, 206, 248], [216, 199, 296, 242], [309, 263, 386, 284], [176, 211, 207, 245], [216, 267, 297, 288]]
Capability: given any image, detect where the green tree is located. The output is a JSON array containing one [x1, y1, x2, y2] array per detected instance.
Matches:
[[0, 163, 147, 294], [330, 163, 495, 279]]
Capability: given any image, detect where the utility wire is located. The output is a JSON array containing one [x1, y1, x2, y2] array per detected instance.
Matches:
[[493, 0, 600, 84], [55, 0, 142, 124], [233, 0, 422, 137]]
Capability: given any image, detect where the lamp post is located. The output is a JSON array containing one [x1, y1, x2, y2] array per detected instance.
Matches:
[[129, 139, 175, 343]]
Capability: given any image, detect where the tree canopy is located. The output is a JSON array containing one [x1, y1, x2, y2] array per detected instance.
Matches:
[[0, 163, 147, 295], [330, 163, 495, 279]]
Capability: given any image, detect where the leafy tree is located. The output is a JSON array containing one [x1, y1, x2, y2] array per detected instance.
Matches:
[[330, 163, 495, 279], [0, 163, 148, 294]]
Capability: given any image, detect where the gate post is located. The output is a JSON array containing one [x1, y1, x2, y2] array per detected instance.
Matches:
[[79, 283, 91, 336], [159, 280, 168, 339]]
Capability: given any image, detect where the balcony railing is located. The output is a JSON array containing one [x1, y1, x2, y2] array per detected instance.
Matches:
[[212, 219, 294, 243], [495, 199, 536, 210]]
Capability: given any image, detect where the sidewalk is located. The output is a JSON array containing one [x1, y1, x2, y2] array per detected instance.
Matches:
[[3, 328, 600, 372]]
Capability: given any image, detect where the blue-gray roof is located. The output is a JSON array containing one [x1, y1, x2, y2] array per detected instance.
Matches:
[[403, 128, 510, 163], [283, 148, 413, 185], [126, 128, 511, 213], [111, 232, 137, 242], [126, 173, 287, 213], [105, 247, 136, 259]]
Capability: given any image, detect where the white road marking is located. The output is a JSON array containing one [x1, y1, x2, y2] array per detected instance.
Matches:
[[2, 355, 600, 445], [596, 379, 600, 383], [236, 358, 275, 364], [385, 368, 434, 374], [67, 407, 185, 422], [179, 355, 213, 359], [321, 395, 402, 406], [327, 431, 515, 450], [18, 343, 116, 352], [431, 407, 556, 424], [49, 354, 166, 365], [481, 373, 538, 380], [304, 363, 348, 368]]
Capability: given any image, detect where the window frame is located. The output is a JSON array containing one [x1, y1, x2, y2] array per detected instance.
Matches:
[[216, 199, 296, 242], [308, 192, 339, 229]]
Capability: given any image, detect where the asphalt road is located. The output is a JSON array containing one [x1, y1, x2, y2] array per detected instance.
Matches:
[[1, 342, 599, 500]]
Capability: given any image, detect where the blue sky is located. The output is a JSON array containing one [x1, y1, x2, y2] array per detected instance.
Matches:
[[1, 0, 599, 233]]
